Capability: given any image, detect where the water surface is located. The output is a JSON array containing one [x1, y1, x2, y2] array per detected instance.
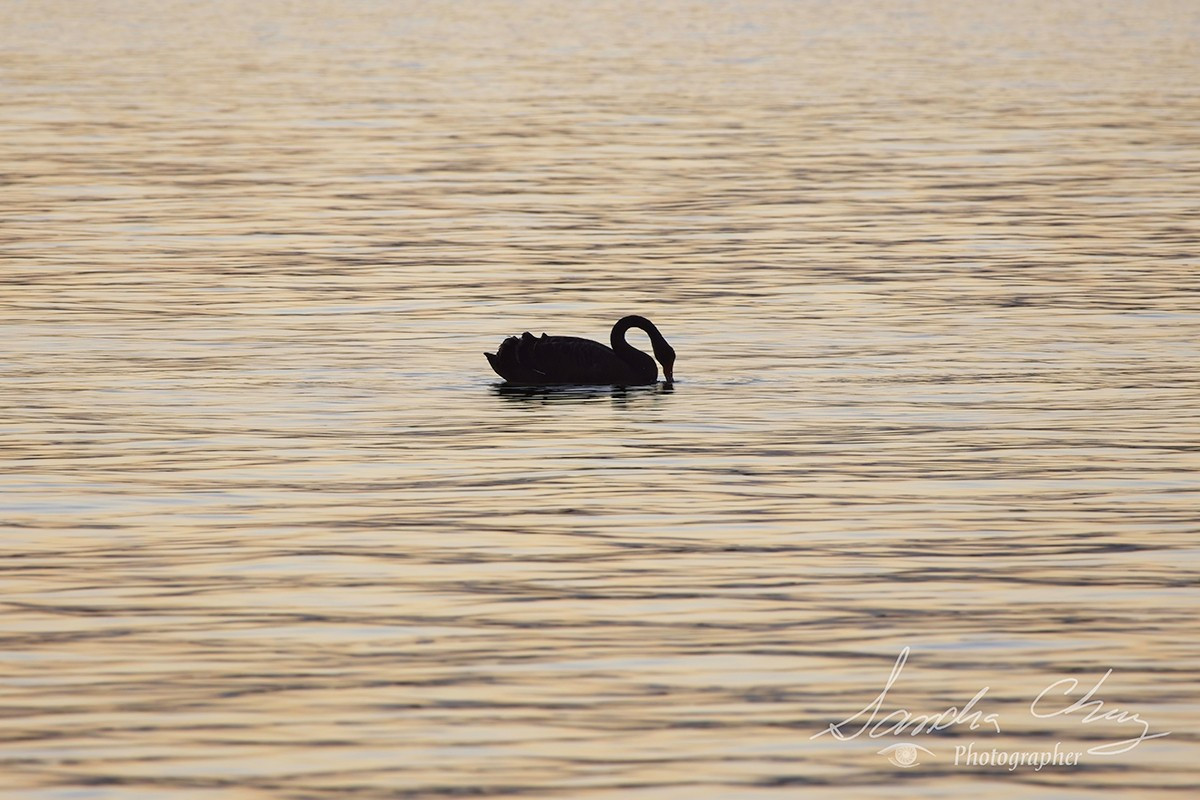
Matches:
[[2, 1, 1198, 797]]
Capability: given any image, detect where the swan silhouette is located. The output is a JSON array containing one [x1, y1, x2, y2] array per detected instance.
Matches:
[[486, 315, 675, 385]]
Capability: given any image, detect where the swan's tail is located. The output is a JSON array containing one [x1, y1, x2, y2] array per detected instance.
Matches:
[[486, 334, 545, 382]]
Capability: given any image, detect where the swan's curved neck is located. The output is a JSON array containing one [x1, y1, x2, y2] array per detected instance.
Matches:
[[611, 315, 664, 355]]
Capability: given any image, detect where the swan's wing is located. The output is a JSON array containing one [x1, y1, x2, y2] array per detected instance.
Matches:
[[486, 333, 626, 384]]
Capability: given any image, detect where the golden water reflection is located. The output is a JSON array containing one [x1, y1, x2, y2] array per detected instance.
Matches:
[[2, 1, 1198, 797]]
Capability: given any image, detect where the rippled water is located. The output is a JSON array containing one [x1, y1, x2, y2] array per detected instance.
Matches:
[[2, 1, 1198, 797]]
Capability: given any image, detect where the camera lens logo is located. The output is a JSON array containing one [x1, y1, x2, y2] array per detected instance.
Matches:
[[878, 743, 934, 768]]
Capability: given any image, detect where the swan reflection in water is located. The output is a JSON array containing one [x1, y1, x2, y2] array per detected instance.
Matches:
[[491, 381, 675, 408]]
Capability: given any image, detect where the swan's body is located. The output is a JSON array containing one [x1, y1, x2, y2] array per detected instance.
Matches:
[[486, 315, 675, 385]]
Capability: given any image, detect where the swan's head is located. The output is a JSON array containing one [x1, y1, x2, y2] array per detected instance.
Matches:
[[654, 340, 676, 383]]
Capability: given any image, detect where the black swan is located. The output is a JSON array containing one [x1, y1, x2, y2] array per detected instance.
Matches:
[[486, 315, 675, 385]]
